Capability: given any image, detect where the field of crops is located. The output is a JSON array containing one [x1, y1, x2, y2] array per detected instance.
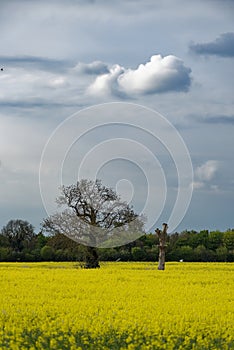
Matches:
[[0, 262, 233, 349]]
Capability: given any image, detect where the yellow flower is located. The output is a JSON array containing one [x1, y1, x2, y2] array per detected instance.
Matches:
[[0, 262, 233, 349]]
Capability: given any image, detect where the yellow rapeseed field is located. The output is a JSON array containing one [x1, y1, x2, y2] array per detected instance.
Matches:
[[0, 262, 233, 349]]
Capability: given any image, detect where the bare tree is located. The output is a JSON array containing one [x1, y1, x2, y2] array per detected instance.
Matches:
[[43, 179, 144, 268], [155, 223, 168, 270]]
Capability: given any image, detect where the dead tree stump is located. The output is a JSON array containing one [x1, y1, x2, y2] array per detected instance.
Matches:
[[155, 223, 168, 270]]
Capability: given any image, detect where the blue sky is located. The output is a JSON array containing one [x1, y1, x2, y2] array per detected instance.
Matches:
[[0, 0, 233, 233]]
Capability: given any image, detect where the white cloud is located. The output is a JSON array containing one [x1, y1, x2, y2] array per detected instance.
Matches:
[[88, 64, 125, 97], [118, 55, 191, 94], [195, 160, 219, 181], [88, 55, 192, 97], [192, 160, 220, 192], [0, 0, 233, 232]]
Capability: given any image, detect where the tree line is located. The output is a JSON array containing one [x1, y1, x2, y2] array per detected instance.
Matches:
[[0, 219, 233, 263], [1, 179, 234, 267]]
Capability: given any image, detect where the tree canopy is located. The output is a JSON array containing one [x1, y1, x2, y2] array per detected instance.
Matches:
[[43, 179, 145, 249], [1, 219, 35, 253], [42, 179, 145, 267]]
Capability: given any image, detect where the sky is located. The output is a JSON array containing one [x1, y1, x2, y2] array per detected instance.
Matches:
[[0, 0, 234, 234]]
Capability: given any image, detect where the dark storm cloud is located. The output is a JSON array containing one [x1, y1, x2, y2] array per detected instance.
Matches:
[[189, 33, 234, 57]]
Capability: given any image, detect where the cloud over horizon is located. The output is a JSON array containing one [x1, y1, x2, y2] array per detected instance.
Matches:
[[190, 32, 234, 57], [0, 0, 233, 232], [1, 54, 192, 108], [88, 55, 192, 97], [192, 160, 220, 192]]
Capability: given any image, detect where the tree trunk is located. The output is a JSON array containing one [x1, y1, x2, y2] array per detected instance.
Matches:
[[84, 246, 100, 268], [156, 223, 168, 270]]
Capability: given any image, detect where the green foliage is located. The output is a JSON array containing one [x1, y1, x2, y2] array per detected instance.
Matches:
[[0, 247, 12, 261], [176, 245, 195, 261], [208, 231, 224, 250], [223, 230, 234, 251], [216, 246, 228, 262], [132, 247, 146, 261], [40, 245, 54, 261], [0, 219, 234, 262], [1, 219, 35, 253]]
